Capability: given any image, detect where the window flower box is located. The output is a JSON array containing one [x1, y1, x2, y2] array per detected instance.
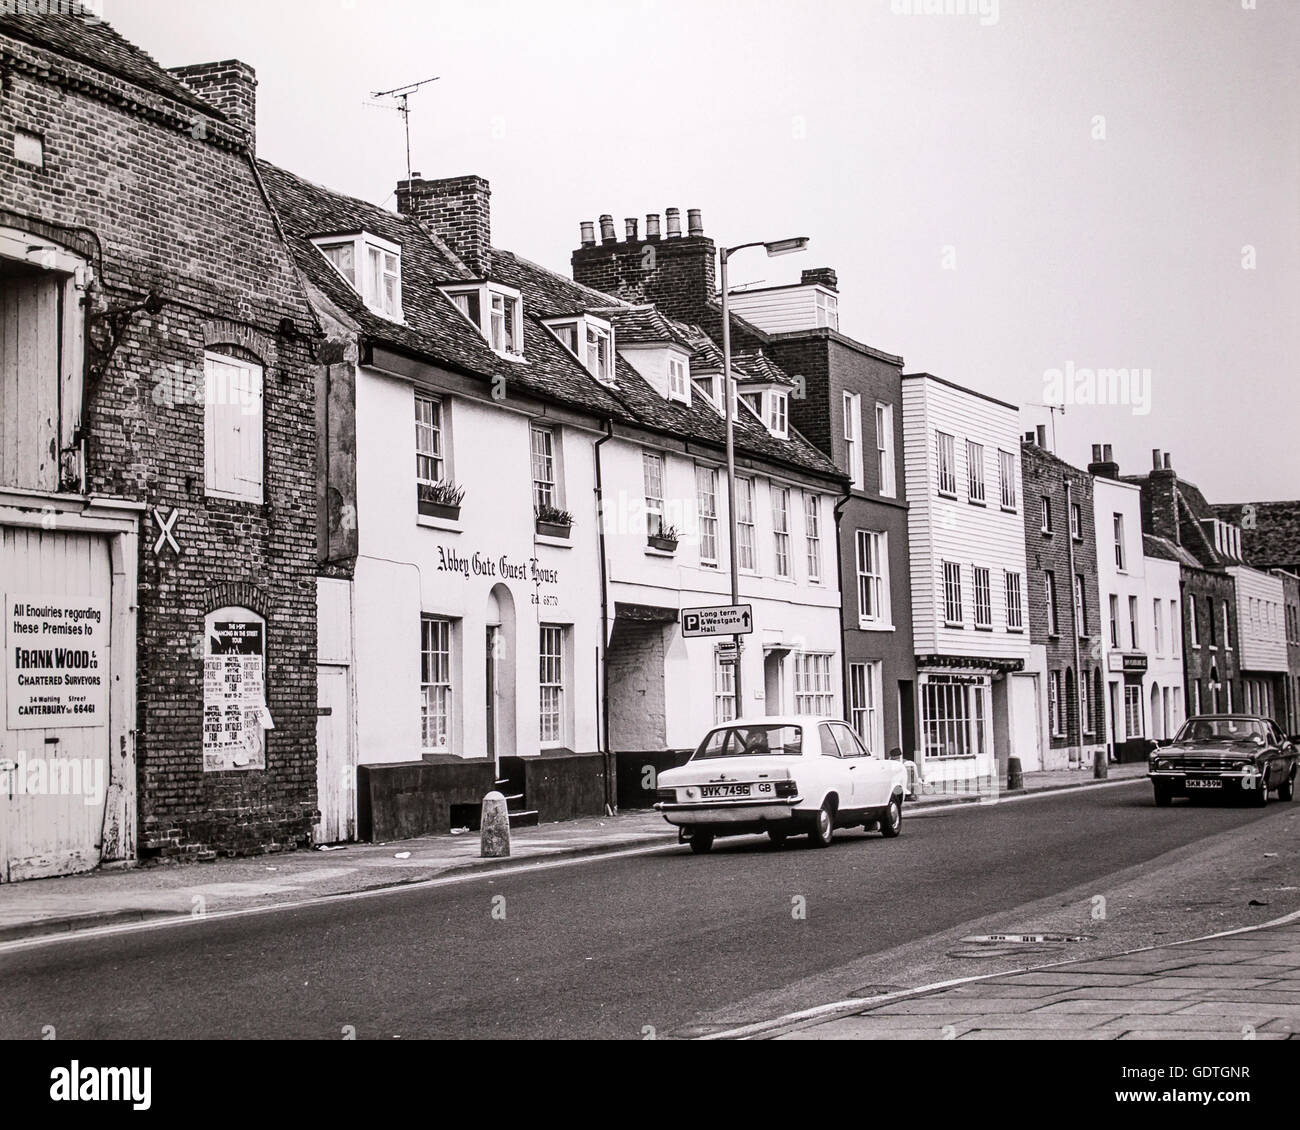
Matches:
[[647, 523, 680, 553], [535, 503, 574, 540], [418, 480, 465, 520]]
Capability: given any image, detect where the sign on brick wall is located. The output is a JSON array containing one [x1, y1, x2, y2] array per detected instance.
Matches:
[[5, 594, 108, 729]]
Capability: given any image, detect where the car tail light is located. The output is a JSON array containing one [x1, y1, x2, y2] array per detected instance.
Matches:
[[775, 779, 798, 798], [655, 787, 677, 802]]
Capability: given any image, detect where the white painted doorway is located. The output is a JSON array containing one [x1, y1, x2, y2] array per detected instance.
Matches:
[[1009, 673, 1043, 771], [314, 664, 354, 844]]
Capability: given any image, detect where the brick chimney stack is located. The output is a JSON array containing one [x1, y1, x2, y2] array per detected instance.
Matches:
[[396, 174, 492, 276], [571, 206, 716, 323], [801, 267, 838, 292], [1145, 448, 1181, 545], [170, 60, 257, 151], [1088, 442, 1119, 480]]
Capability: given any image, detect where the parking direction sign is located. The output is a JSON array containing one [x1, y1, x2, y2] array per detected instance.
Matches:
[[681, 604, 753, 638]]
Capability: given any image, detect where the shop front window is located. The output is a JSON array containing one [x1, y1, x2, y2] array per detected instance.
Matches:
[[921, 678, 989, 759]]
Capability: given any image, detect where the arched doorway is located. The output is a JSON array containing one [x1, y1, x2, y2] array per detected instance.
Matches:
[[485, 584, 517, 760]]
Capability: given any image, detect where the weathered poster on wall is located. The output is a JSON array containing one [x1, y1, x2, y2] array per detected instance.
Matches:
[[5, 593, 109, 730], [202, 620, 273, 771]]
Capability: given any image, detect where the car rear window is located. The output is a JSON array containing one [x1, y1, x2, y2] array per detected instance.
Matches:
[[693, 724, 803, 759]]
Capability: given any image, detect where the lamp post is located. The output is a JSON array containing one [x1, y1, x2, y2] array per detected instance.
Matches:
[[719, 236, 809, 718]]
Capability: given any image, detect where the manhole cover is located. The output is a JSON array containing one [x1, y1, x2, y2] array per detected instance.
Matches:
[[849, 984, 903, 998]]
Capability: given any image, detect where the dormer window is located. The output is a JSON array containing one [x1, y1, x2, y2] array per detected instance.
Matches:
[[313, 232, 402, 320], [543, 314, 615, 384], [767, 391, 789, 438], [667, 355, 690, 403], [585, 322, 612, 382], [441, 281, 524, 357], [692, 374, 722, 412]]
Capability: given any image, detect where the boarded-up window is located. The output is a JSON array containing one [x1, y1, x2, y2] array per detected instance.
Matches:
[[0, 269, 63, 491], [204, 351, 264, 502]]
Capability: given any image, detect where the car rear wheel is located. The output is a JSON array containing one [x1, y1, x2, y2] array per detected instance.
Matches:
[[808, 801, 835, 848], [879, 796, 903, 838], [1279, 770, 1296, 803], [689, 829, 714, 854], [1153, 784, 1173, 807]]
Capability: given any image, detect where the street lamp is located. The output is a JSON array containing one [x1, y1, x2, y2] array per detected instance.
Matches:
[[719, 236, 810, 718]]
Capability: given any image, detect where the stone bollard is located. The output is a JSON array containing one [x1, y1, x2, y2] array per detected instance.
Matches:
[[1094, 747, 1109, 780], [1007, 756, 1023, 791], [480, 791, 511, 858]]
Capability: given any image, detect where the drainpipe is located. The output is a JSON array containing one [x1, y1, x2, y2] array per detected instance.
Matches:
[[1065, 475, 1084, 768], [833, 480, 853, 720], [594, 420, 615, 815]]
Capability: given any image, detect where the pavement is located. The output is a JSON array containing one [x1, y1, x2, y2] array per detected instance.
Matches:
[[0, 761, 1146, 945], [763, 914, 1300, 1041]]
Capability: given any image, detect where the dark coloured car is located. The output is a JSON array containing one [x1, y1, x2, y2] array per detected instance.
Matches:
[[1147, 714, 1298, 807]]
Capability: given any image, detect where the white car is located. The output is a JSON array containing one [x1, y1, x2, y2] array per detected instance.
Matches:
[[654, 714, 910, 853]]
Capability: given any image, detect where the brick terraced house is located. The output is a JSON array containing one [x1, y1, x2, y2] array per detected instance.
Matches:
[[1019, 430, 1104, 770], [0, 12, 319, 877]]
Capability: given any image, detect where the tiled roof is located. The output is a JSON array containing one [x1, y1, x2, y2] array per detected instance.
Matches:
[[1144, 533, 1201, 569], [1213, 500, 1300, 574], [732, 349, 797, 388], [490, 250, 842, 479], [0, 13, 218, 117], [258, 161, 632, 421], [259, 162, 841, 481]]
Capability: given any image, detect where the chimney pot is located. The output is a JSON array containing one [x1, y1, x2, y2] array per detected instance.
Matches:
[[1091, 444, 1102, 463], [665, 208, 682, 238], [1163, 453, 1172, 470], [599, 215, 617, 245], [646, 213, 661, 240], [579, 221, 596, 248], [1103, 444, 1113, 462], [1152, 448, 1162, 470], [624, 217, 639, 241], [1036, 424, 1048, 449], [687, 208, 704, 237], [1024, 431, 1036, 444]]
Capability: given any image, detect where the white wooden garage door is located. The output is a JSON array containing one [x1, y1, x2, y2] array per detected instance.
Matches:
[[1, 526, 114, 882]]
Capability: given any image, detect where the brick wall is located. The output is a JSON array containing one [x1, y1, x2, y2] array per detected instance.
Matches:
[[1022, 442, 1104, 748], [1181, 568, 1239, 714], [1, 26, 319, 859], [571, 232, 716, 325]]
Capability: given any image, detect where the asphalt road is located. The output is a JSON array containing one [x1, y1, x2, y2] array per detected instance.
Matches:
[[0, 781, 1292, 1040]]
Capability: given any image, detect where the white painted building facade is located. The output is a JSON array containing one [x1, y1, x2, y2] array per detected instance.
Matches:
[[901, 374, 1039, 787], [1092, 476, 1184, 755], [599, 434, 844, 753]]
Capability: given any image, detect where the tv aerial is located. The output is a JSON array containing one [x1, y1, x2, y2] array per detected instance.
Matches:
[[366, 75, 440, 185]]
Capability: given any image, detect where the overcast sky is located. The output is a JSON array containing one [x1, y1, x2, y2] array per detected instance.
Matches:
[[106, 0, 1299, 502]]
